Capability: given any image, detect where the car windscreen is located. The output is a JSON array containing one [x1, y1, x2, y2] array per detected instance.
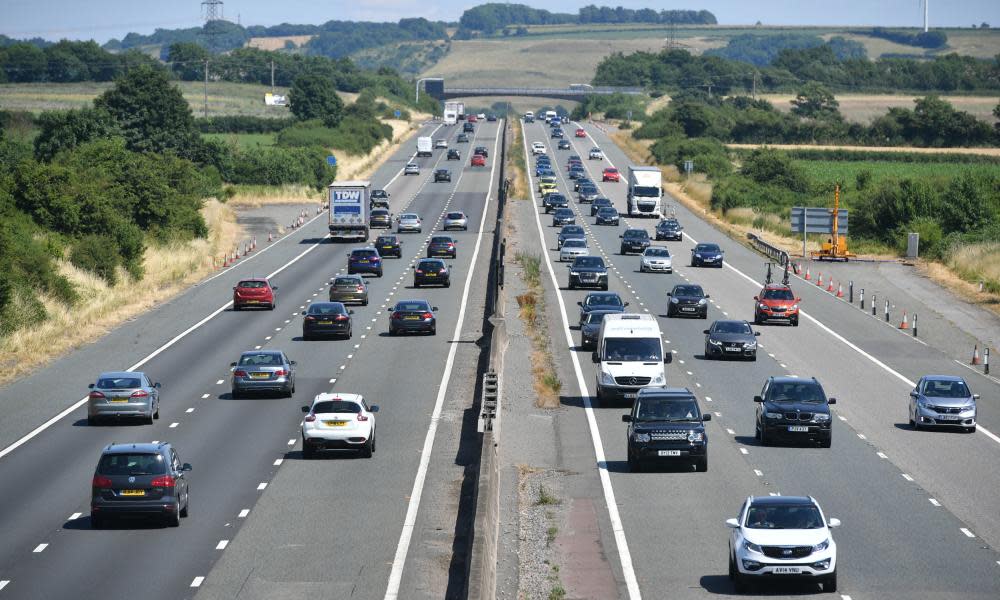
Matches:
[[237, 281, 267, 289], [312, 401, 361, 414], [645, 248, 670, 257], [555, 209, 574, 216], [562, 226, 584, 235], [418, 261, 444, 270], [96, 377, 141, 389], [352, 250, 378, 257], [586, 294, 622, 307], [762, 289, 795, 300], [635, 398, 700, 422], [309, 304, 346, 315], [673, 286, 704, 297], [624, 230, 649, 239], [603, 337, 662, 362], [696, 244, 721, 252], [98, 453, 167, 476], [563, 240, 587, 248], [431, 237, 452, 243], [598, 208, 617, 215], [923, 380, 971, 398], [745, 504, 824, 529], [767, 382, 825, 403], [396, 302, 430, 312], [574, 257, 604, 268], [239, 353, 282, 366], [714, 321, 752, 334]]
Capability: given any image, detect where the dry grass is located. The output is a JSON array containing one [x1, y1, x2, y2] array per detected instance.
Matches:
[[0, 200, 244, 385], [757, 94, 1000, 125], [226, 184, 323, 208], [507, 119, 529, 200], [726, 142, 1000, 156], [514, 252, 562, 409], [246, 35, 314, 50]]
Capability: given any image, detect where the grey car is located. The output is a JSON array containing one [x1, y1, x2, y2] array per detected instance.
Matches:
[[90, 442, 191, 528], [397, 213, 422, 233], [443, 211, 469, 231], [404, 163, 420, 176], [88, 371, 160, 425], [329, 274, 369, 306], [703, 320, 759, 360], [909, 375, 978, 432], [230, 350, 296, 398]]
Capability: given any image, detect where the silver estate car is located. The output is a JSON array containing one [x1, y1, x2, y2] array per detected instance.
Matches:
[[88, 371, 161, 425], [910, 375, 978, 432], [397, 213, 422, 233], [329, 274, 369, 306], [443, 211, 469, 231], [230, 351, 296, 398]]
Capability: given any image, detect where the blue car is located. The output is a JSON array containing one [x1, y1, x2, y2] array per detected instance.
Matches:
[[690, 243, 724, 268], [347, 247, 383, 277]]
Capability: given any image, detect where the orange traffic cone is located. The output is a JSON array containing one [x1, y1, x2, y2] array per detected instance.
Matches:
[[816, 273, 823, 287], [836, 283, 844, 298], [268, 231, 273, 242], [804, 268, 811, 281], [222, 254, 229, 268], [899, 311, 909, 329], [971, 345, 981, 365], [826, 278, 835, 292]]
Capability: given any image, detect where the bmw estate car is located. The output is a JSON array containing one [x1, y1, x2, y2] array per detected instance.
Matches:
[[347, 248, 383, 277], [427, 236, 457, 259], [375, 235, 402, 258]]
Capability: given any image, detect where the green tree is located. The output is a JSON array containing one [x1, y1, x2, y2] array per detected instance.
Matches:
[[791, 82, 840, 119], [289, 73, 344, 127], [0, 43, 47, 82], [166, 42, 209, 81], [670, 101, 713, 137], [993, 100, 1000, 134], [739, 148, 809, 193], [33, 107, 120, 162]]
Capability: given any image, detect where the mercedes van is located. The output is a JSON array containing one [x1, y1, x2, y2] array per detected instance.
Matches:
[[595, 313, 671, 403]]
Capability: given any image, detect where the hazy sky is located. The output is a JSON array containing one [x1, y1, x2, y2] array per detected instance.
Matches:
[[3, 1, 999, 43]]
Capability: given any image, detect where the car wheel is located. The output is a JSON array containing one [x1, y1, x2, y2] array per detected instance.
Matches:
[[360, 437, 374, 458], [303, 333, 311, 341], [749, 352, 757, 362], [88, 416, 97, 426], [639, 265, 645, 273], [760, 426, 769, 446], [792, 317, 799, 327], [666, 307, 674, 318], [233, 304, 241, 311], [153, 404, 159, 419], [908, 408, 915, 428], [819, 436, 832, 448], [414, 281, 420, 288], [445, 281, 451, 288], [695, 457, 708, 472], [91, 514, 104, 529], [389, 327, 397, 336], [180, 498, 189, 518], [363, 298, 369, 306], [753, 312, 762, 325], [377, 269, 383, 277], [371, 430, 376, 453], [700, 312, 707, 319], [269, 303, 275, 311], [966, 425, 977, 433], [824, 572, 837, 593], [728, 552, 736, 581], [166, 508, 180, 528], [430, 325, 437, 335], [627, 453, 641, 473], [146, 413, 154, 425], [303, 442, 316, 459], [704, 346, 712, 359], [568, 281, 575, 290], [733, 570, 750, 594], [754, 421, 761, 440]]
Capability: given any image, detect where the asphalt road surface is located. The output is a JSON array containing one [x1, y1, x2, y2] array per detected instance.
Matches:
[[519, 119, 1000, 599], [0, 119, 502, 599]]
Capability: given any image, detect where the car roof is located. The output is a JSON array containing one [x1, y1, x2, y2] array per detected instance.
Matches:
[[241, 350, 282, 357], [713, 319, 750, 326], [419, 257, 446, 263], [312, 392, 363, 405], [922, 375, 967, 382], [351, 247, 378, 252], [763, 283, 792, 290], [238, 278, 269, 283], [636, 387, 696, 400], [769, 375, 820, 385], [103, 442, 167, 454], [749, 495, 815, 507], [397, 298, 431, 305]]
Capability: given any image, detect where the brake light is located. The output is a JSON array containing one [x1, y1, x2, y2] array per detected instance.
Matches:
[[234, 370, 247, 377], [334, 314, 349, 321], [305, 315, 315, 321], [274, 369, 288, 377], [391, 312, 403, 319], [92, 475, 113, 488], [415, 270, 423, 274], [89, 391, 105, 399], [130, 390, 148, 398], [422, 312, 434, 319], [304, 414, 316, 423], [357, 413, 369, 422], [150, 475, 175, 488]]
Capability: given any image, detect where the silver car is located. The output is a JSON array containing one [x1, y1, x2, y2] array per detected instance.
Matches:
[[397, 213, 422, 233], [329, 274, 369, 306], [88, 371, 160, 425], [404, 163, 420, 175], [560, 238, 590, 262], [639, 246, 673, 273], [443, 211, 469, 231], [434, 139, 448, 149], [231, 350, 296, 398], [589, 147, 603, 160], [909, 375, 978, 432]]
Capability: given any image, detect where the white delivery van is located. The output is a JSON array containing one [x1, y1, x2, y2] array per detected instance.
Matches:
[[627, 166, 663, 218], [443, 102, 459, 125], [595, 313, 670, 403], [416, 136, 433, 157]]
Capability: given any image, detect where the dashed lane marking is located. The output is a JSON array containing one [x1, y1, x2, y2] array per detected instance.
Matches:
[[726, 428, 735, 435], [32, 544, 47, 553], [216, 540, 229, 550], [215, 380, 224, 385], [961, 528, 975, 538], [186, 408, 194, 413], [256, 482, 267, 491], [201, 393, 210, 399], [190, 577, 205, 588], [69, 512, 82, 520], [169, 423, 179, 429], [929, 498, 941, 507], [238, 509, 250, 518], [739, 448, 749, 455], [273, 458, 283, 466], [287, 439, 296, 446], [902, 474, 914, 481]]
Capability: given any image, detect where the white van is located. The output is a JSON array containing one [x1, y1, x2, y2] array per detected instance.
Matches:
[[595, 314, 670, 403]]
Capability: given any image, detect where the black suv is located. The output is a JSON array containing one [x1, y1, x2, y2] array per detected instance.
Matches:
[[754, 377, 836, 448], [655, 218, 683, 241], [558, 139, 571, 150], [620, 228, 651, 255], [434, 169, 452, 182], [91, 442, 192, 528], [567, 256, 608, 290], [591, 197, 613, 216], [427, 235, 457, 258], [544, 193, 569, 213], [667, 284, 709, 318], [447, 149, 460, 160], [622, 387, 710, 472], [375, 235, 402, 258]]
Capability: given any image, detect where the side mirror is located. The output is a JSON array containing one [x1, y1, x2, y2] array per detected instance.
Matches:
[[154, 382, 161, 388], [272, 286, 278, 291], [796, 297, 802, 302], [592, 351, 599, 363], [663, 353, 672, 364], [348, 310, 354, 315], [827, 518, 841, 528], [753, 395, 763, 403], [619, 234, 623, 238], [181, 463, 193, 472], [411, 265, 416, 270], [753, 296, 759, 301], [301, 406, 310, 413], [704, 294, 711, 299], [370, 405, 380, 413], [973, 394, 981, 400], [88, 383, 95, 389], [621, 414, 632, 422], [702, 414, 712, 421], [754, 331, 761, 336], [230, 362, 237, 367], [725, 518, 740, 529], [302, 311, 308, 315], [232, 286, 237, 291], [577, 301, 583, 306], [624, 302, 630, 307], [432, 307, 439, 312], [289, 360, 297, 365], [909, 390, 918, 397], [703, 330, 710, 334], [828, 398, 837, 405]]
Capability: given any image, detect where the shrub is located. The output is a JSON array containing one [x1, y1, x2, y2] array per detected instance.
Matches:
[[650, 136, 732, 178], [70, 235, 121, 284], [900, 217, 944, 259], [195, 116, 294, 134]]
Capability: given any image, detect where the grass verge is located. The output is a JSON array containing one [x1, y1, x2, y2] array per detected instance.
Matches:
[[514, 252, 562, 409], [506, 118, 529, 200]]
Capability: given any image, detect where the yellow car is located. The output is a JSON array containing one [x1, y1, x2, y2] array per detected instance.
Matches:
[[538, 178, 557, 194]]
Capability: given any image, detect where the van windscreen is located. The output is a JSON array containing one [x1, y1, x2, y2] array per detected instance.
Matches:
[[603, 338, 661, 361]]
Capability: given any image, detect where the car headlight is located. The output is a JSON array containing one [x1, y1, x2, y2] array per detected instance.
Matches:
[[708, 339, 722, 346], [963, 403, 977, 412], [698, 298, 708, 305], [812, 414, 830, 422], [600, 371, 615, 385], [744, 341, 757, 348], [812, 538, 830, 552], [652, 375, 664, 384], [758, 303, 768, 310], [765, 412, 783, 419], [570, 271, 580, 277], [791, 304, 799, 310], [694, 253, 702, 258], [742, 540, 762, 554], [633, 432, 651, 443], [687, 431, 704, 442], [670, 297, 679, 304]]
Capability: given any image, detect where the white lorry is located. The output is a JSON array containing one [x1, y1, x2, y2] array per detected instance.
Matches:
[[416, 136, 433, 157], [595, 313, 670, 403], [328, 181, 370, 242], [443, 102, 460, 125], [627, 166, 663, 217]]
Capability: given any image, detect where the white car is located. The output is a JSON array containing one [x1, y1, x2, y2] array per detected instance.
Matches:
[[434, 139, 448, 149], [531, 142, 547, 155], [477, 112, 487, 119], [589, 147, 603, 160], [727, 496, 839, 593], [397, 213, 422, 233], [639, 246, 672, 273], [404, 163, 419, 175], [559, 238, 590, 262], [301, 393, 378, 458]]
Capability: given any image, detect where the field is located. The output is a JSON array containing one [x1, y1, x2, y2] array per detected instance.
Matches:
[[759, 93, 1000, 124], [246, 35, 314, 50], [202, 132, 276, 147], [795, 160, 1000, 189]]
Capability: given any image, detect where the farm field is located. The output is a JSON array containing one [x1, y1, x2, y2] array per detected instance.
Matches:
[[795, 159, 1000, 188], [759, 93, 1000, 124]]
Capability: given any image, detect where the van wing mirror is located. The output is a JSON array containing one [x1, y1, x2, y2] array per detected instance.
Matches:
[[663, 353, 672, 364]]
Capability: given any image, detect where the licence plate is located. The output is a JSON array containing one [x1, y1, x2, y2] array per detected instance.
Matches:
[[246, 300, 259, 304], [938, 415, 960, 420], [681, 307, 695, 312], [250, 372, 270, 379], [658, 450, 681, 457], [109, 398, 129, 403], [404, 315, 420, 320], [724, 347, 740, 352], [383, 246, 393, 249], [426, 273, 437, 277], [623, 393, 637, 399], [788, 425, 809, 432], [120, 489, 145, 496], [323, 420, 347, 427], [772, 567, 801, 574], [318, 320, 332, 325]]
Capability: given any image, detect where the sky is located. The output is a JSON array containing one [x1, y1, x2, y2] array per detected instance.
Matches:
[[3, 1, 999, 43]]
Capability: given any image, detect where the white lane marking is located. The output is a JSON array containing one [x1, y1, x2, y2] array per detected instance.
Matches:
[[769, 492, 780, 496], [686, 371, 693, 376], [714, 411, 722, 417], [842, 595, 853, 600], [284, 319, 290, 324], [858, 434, 867, 440], [876, 451, 887, 459], [705, 396, 713, 402], [201, 393, 210, 399], [0, 581, 8, 591], [384, 120, 502, 600], [695, 382, 701, 387], [190, 576, 205, 588], [902, 473, 914, 481], [726, 428, 735, 435], [287, 439, 296, 446], [929, 498, 941, 507], [961, 528, 975, 538], [838, 415, 847, 421], [256, 482, 267, 491], [215, 380, 224, 385], [265, 336, 272, 340], [273, 458, 284, 466], [151, 440, 158, 444], [274, 327, 282, 331], [739, 448, 749, 455], [69, 512, 82, 520], [32, 544, 47, 553], [754, 469, 763, 477], [521, 122, 642, 600], [780, 363, 787, 368], [216, 540, 229, 550], [238, 509, 250, 518], [169, 422, 179, 429], [329, 378, 337, 383]]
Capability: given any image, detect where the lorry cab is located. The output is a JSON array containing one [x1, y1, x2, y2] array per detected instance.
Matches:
[[595, 314, 670, 405]]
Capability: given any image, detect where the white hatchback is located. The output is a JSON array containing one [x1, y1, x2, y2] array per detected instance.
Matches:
[[301, 393, 378, 458], [639, 246, 672, 273], [532, 142, 547, 155]]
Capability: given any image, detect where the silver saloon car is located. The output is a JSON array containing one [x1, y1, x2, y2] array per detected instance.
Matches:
[[559, 238, 590, 262], [88, 371, 161, 425], [397, 213, 422, 233], [230, 351, 296, 398], [639, 246, 673, 273], [443, 211, 469, 231], [910, 375, 978, 432], [404, 163, 420, 176]]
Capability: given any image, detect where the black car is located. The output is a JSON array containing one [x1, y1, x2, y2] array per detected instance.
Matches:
[[389, 299, 438, 335], [457, 133, 470, 143], [754, 376, 836, 448], [369, 208, 392, 229], [302, 302, 353, 340], [578, 183, 599, 203], [557, 139, 571, 150], [667, 284, 709, 318], [447, 149, 460, 160], [474, 146, 489, 158], [568, 255, 608, 290], [703, 320, 759, 360], [487, 114, 498, 121], [557, 224, 585, 248], [463, 122, 475, 133], [551, 129, 564, 138], [591, 197, 613, 216], [434, 169, 452, 182], [574, 177, 592, 192], [622, 387, 710, 472], [580, 310, 619, 350], [691, 242, 724, 267], [655, 218, 683, 241], [620, 228, 651, 254], [578, 291, 627, 325], [413, 258, 451, 288], [545, 193, 569, 213], [552, 208, 576, 227], [375, 235, 402, 258], [427, 235, 457, 258], [91, 442, 192, 528], [596, 206, 620, 225]]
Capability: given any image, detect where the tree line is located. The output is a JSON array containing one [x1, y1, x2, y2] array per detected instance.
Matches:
[[457, 3, 715, 34], [704, 33, 868, 67]]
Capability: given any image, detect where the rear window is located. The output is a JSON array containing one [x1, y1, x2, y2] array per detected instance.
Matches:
[[335, 277, 362, 286], [308, 304, 346, 315], [419, 260, 445, 269], [372, 210, 389, 216], [312, 401, 361, 414], [239, 353, 283, 366], [431, 237, 452, 243], [396, 302, 430, 311], [98, 453, 167, 476], [447, 212, 465, 219], [238, 281, 267, 289], [401, 214, 418, 220], [96, 377, 141, 389], [352, 250, 378, 257], [376, 237, 396, 245]]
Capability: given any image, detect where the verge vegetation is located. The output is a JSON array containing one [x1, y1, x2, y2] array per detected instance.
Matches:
[[514, 252, 562, 409]]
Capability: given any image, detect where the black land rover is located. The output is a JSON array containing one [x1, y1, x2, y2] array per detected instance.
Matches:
[[622, 387, 710, 472]]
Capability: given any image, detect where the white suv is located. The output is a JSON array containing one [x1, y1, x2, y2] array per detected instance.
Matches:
[[301, 393, 378, 458], [531, 142, 547, 155], [589, 147, 603, 160], [727, 495, 840, 592]]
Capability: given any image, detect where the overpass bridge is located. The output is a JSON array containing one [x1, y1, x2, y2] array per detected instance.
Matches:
[[418, 78, 643, 102]]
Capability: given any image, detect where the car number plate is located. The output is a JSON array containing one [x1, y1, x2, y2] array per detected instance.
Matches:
[[658, 450, 681, 457], [426, 273, 437, 276], [404, 315, 420, 320], [772, 567, 801, 574], [623, 393, 638, 399], [318, 320, 332, 325], [724, 347, 740, 352], [323, 420, 347, 426], [246, 300, 259, 304], [383, 246, 393, 249], [120, 489, 145, 496], [250, 372, 270, 379], [109, 398, 129, 403], [938, 415, 960, 420], [681, 307, 695, 312], [788, 425, 809, 432]]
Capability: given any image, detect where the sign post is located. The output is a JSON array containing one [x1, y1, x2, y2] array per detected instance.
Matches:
[[790, 207, 849, 259], [327, 156, 337, 167]]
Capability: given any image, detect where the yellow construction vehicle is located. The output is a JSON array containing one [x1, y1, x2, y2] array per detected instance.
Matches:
[[811, 185, 856, 261]]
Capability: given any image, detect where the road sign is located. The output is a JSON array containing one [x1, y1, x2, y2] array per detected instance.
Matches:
[[790, 207, 849, 234], [327, 156, 337, 166], [394, 109, 401, 118], [626, 110, 633, 120], [683, 160, 694, 174]]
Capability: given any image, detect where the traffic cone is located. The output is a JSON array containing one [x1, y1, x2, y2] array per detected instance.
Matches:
[[804, 267, 811, 281], [827, 278, 835, 292], [836, 283, 844, 298], [816, 273, 823, 287], [899, 311, 909, 329], [971, 345, 980, 365], [223, 254, 229, 267], [268, 231, 273, 242]]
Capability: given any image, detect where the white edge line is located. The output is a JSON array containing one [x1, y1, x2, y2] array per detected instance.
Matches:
[[383, 120, 501, 600], [517, 121, 642, 600]]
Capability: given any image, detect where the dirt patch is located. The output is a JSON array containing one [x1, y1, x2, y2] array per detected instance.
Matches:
[[246, 35, 314, 51], [516, 466, 568, 600]]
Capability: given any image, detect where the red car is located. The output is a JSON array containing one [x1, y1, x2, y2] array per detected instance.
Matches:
[[602, 167, 620, 182], [471, 154, 486, 167], [467, 115, 478, 123], [575, 128, 587, 138], [233, 278, 277, 310], [754, 283, 800, 326]]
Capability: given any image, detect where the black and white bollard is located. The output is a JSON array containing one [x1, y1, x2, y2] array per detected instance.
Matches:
[[885, 299, 890, 323], [872, 294, 877, 317], [849, 280, 854, 304], [913, 313, 918, 338], [860, 288, 865, 310], [986, 347, 991, 375]]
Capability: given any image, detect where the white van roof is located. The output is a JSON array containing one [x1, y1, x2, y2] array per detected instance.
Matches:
[[601, 313, 660, 337]]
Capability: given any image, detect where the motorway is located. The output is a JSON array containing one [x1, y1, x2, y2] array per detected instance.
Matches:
[[0, 119, 503, 599], [519, 119, 1000, 599]]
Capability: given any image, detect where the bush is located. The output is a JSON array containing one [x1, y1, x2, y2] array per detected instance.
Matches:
[[195, 116, 294, 134], [224, 144, 336, 189], [901, 217, 944, 258], [70, 235, 121, 284], [276, 115, 392, 156], [740, 148, 809, 192], [651, 136, 732, 178]]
